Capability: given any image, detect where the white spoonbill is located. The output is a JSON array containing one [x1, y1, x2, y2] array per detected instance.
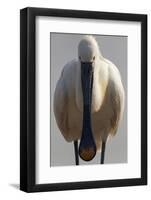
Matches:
[[53, 35, 125, 165]]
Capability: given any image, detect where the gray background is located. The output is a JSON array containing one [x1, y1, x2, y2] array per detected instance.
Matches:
[[50, 33, 127, 166]]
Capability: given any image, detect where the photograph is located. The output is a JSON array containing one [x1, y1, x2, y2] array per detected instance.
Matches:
[[0, 1, 149, 199], [20, 7, 147, 192], [51, 33, 127, 166]]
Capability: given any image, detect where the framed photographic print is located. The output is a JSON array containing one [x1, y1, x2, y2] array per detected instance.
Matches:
[[20, 7, 147, 192]]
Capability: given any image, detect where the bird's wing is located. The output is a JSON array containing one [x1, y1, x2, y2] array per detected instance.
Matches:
[[107, 61, 125, 136], [53, 74, 68, 138], [53, 60, 77, 141]]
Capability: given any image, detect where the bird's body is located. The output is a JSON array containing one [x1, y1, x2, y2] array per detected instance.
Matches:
[[54, 36, 125, 162]]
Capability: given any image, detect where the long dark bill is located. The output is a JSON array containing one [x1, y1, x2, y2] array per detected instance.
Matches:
[[79, 62, 96, 161]]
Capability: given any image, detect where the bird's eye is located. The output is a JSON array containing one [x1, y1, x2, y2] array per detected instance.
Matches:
[[93, 56, 95, 60]]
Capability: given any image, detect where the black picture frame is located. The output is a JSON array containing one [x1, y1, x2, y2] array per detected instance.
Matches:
[[20, 7, 147, 192]]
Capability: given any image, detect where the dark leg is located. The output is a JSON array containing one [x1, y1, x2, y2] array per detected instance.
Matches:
[[100, 141, 106, 164], [74, 140, 79, 165]]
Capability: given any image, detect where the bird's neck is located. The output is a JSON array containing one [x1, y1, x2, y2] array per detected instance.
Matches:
[[91, 63, 108, 113], [75, 60, 109, 113]]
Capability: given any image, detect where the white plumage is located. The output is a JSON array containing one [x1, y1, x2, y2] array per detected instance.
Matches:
[[53, 35, 125, 152]]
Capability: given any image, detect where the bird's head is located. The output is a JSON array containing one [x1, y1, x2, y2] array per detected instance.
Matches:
[[78, 35, 100, 63]]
